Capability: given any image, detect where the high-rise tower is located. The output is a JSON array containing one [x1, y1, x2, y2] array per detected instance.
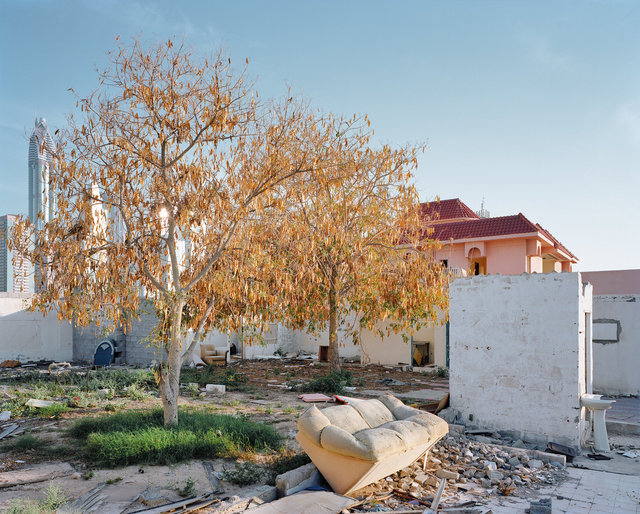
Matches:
[[0, 215, 30, 293], [28, 117, 55, 231]]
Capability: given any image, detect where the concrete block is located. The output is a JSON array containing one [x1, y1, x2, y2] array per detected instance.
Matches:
[[206, 384, 226, 394], [275, 463, 320, 497]]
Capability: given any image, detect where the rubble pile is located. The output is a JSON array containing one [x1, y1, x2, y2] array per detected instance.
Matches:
[[348, 431, 567, 512]]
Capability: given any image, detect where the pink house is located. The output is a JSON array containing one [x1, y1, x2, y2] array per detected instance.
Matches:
[[422, 198, 578, 275]]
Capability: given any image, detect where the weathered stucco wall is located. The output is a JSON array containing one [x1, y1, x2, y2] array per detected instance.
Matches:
[[591, 295, 640, 396], [449, 273, 591, 449], [0, 293, 72, 362], [359, 322, 447, 367]]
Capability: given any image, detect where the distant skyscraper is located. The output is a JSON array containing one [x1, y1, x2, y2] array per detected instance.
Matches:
[[28, 117, 55, 231], [28, 117, 55, 290], [0, 215, 30, 293]]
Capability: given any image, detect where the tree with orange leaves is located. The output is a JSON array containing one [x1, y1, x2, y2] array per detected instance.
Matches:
[[11, 39, 374, 425], [257, 130, 449, 371]]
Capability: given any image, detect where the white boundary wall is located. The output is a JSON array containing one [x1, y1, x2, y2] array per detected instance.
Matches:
[[591, 295, 640, 396], [0, 293, 72, 362], [450, 273, 592, 449]]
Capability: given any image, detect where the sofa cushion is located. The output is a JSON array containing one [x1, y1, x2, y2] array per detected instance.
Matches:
[[350, 399, 394, 428], [354, 427, 407, 460], [379, 420, 431, 448], [320, 405, 369, 434], [320, 425, 372, 460], [298, 405, 331, 445], [379, 393, 405, 413]]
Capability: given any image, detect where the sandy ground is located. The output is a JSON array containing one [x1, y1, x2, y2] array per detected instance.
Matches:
[[0, 360, 448, 511]]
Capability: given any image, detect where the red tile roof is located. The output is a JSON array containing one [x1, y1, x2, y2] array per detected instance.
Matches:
[[429, 213, 537, 240], [427, 212, 577, 261], [421, 198, 478, 222]]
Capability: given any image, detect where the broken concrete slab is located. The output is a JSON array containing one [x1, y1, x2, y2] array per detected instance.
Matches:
[[25, 398, 55, 408], [213, 484, 277, 512], [0, 411, 10, 421], [0, 463, 74, 489], [206, 384, 226, 393], [0, 423, 19, 440], [58, 483, 108, 514], [249, 490, 357, 513]]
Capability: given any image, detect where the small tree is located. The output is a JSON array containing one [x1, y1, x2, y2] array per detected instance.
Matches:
[[259, 129, 449, 370], [11, 39, 367, 425]]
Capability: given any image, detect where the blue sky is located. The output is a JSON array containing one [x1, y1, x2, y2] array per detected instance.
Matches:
[[1, 0, 638, 271]]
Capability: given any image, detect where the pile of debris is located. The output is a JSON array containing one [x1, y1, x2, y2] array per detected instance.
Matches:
[[346, 430, 567, 512]]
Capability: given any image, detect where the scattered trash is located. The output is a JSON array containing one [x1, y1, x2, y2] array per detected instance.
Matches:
[[547, 442, 579, 462], [298, 393, 331, 403], [621, 450, 640, 459], [587, 453, 612, 460], [25, 399, 55, 408], [48, 362, 71, 375], [375, 378, 407, 386], [0, 360, 21, 368]]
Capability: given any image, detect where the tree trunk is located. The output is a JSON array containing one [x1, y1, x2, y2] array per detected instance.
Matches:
[[159, 301, 184, 426], [328, 285, 340, 371]]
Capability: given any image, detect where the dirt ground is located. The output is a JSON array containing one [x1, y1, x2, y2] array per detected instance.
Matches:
[[0, 359, 449, 512]]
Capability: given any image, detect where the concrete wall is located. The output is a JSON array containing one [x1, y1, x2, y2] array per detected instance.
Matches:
[[73, 302, 229, 366], [591, 295, 640, 396], [449, 273, 591, 449], [360, 322, 447, 367], [581, 269, 640, 295], [0, 293, 72, 362]]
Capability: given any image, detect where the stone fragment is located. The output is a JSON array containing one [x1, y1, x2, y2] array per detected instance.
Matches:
[[483, 461, 497, 471], [435, 469, 459, 480], [529, 459, 543, 469], [487, 470, 504, 482], [508, 456, 521, 467]]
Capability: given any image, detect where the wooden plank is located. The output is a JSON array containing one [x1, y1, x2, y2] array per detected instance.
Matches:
[[202, 461, 224, 493]]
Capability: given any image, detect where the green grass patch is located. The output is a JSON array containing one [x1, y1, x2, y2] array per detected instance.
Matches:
[[2, 434, 45, 452], [301, 370, 354, 395], [69, 409, 282, 467]]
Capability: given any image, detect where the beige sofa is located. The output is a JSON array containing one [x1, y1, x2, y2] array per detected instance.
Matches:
[[296, 394, 448, 495], [199, 344, 228, 366]]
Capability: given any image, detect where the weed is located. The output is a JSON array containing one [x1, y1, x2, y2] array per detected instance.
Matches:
[[69, 409, 282, 467], [106, 477, 123, 485], [183, 383, 200, 398], [177, 477, 196, 497], [273, 347, 286, 357], [266, 453, 311, 485], [104, 403, 117, 412], [8, 482, 69, 513], [225, 462, 264, 486], [435, 366, 449, 378], [82, 470, 94, 480], [8, 434, 45, 452], [124, 384, 149, 401], [301, 370, 354, 394], [37, 403, 70, 418], [273, 369, 280, 376], [282, 406, 296, 415]]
